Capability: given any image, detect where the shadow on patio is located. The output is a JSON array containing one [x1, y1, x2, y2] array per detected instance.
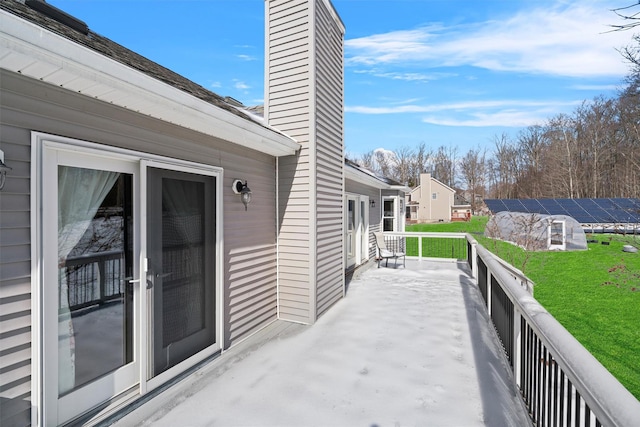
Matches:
[[112, 259, 531, 427]]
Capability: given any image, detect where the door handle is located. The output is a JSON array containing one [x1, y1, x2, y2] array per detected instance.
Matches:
[[126, 277, 153, 289]]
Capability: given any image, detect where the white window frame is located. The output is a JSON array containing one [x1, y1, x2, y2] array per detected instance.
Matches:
[[548, 220, 566, 250], [382, 197, 397, 232]]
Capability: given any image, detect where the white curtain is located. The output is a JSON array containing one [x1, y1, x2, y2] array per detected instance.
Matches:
[[58, 166, 119, 394]]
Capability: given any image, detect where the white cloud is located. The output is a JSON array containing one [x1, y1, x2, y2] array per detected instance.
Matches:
[[234, 80, 250, 90], [570, 84, 620, 91], [355, 68, 455, 82], [346, 99, 580, 115], [346, 99, 581, 128], [236, 54, 257, 61], [422, 111, 548, 128], [345, 1, 635, 78], [210, 81, 222, 88]]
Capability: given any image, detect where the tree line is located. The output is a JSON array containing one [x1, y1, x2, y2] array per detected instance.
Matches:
[[350, 25, 640, 213]]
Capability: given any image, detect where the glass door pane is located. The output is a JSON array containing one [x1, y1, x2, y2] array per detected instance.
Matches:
[[147, 168, 216, 377], [383, 198, 396, 232], [549, 222, 565, 247], [57, 167, 133, 395], [347, 199, 355, 257]]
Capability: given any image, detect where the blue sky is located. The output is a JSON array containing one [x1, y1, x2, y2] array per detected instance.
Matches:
[[51, 0, 637, 157]]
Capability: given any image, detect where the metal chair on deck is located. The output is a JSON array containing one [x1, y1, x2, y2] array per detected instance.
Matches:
[[374, 232, 405, 268]]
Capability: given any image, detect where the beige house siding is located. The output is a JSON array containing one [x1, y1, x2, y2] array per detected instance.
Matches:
[[267, 0, 344, 323], [0, 70, 285, 425], [267, 0, 313, 324], [411, 173, 455, 222], [314, 0, 344, 318]]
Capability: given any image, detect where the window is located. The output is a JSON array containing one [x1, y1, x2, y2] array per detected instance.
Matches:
[[432, 193, 437, 199], [382, 198, 396, 231]]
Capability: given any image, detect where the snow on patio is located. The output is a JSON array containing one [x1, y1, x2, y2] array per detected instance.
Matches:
[[114, 259, 531, 427]]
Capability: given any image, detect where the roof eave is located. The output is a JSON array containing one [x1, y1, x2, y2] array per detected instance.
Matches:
[[345, 164, 390, 189], [0, 10, 300, 157]]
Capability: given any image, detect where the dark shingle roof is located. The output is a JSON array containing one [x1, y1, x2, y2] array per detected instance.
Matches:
[[1, 0, 256, 123], [344, 158, 404, 187]]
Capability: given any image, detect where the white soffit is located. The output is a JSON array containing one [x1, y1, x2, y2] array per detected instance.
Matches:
[[0, 10, 300, 157]]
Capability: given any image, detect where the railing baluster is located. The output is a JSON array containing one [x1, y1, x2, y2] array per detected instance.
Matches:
[[566, 379, 572, 427], [541, 347, 547, 426], [63, 250, 124, 311], [546, 350, 552, 427], [575, 391, 581, 427], [559, 371, 565, 427], [552, 356, 559, 427]]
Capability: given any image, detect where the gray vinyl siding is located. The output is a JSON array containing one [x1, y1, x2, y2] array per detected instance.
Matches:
[[313, 0, 344, 318], [0, 121, 32, 427], [268, 0, 313, 324], [0, 70, 281, 425], [267, 0, 344, 323]]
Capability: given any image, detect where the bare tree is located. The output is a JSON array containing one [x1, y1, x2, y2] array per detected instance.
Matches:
[[358, 150, 376, 172], [491, 133, 519, 198], [410, 142, 432, 187], [516, 125, 548, 198], [432, 145, 457, 188], [374, 150, 393, 179], [393, 146, 414, 186], [459, 147, 486, 213], [544, 114, 579, 198], [610, 2, 640, 32]]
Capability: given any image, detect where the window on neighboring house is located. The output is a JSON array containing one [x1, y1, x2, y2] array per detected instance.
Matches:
[[432, 193, 437, 199]]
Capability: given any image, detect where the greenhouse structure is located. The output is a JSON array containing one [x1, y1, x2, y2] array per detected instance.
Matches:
[[485, 211, 587, 251]]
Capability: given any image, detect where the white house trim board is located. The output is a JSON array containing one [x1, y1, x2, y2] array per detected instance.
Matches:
[[0, 9, 299, 157], [308, 0, 318, 323]]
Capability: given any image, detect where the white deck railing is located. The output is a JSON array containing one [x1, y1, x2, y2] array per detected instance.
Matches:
[[382, 232, 640, 427]]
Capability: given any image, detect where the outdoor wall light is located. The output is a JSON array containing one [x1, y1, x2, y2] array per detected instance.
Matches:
[[0, 150, 11, 191], [232, 179, 252, 211], [370, 199, 376, 208]]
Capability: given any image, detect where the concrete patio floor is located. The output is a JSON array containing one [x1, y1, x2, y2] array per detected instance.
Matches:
[[112, 259, 531, 427]]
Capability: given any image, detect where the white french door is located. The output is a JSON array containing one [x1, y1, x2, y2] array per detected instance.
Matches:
[[345, 194, 370, 269], [42, 146, 140, 425], [36, 137, 223, 425]]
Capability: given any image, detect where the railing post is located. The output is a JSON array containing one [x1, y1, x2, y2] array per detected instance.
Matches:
[[471, 241, 478, 280], [514, 307, 522, 383], [418, 235, 423, 259], [486, 269, 492, 314]]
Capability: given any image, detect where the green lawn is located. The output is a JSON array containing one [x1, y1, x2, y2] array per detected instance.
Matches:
[[406, 218, 640, 400]]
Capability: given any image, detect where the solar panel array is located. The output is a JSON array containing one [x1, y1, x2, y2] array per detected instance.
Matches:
[[483, 198, 640, 224]]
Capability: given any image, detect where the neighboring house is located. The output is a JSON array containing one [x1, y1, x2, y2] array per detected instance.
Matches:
[[0, 1, 406, 425], [451, 193, 472, 222], [407, 173, 457, 223]]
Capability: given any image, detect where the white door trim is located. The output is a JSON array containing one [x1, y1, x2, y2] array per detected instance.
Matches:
[[31, 132, 225, 425]]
